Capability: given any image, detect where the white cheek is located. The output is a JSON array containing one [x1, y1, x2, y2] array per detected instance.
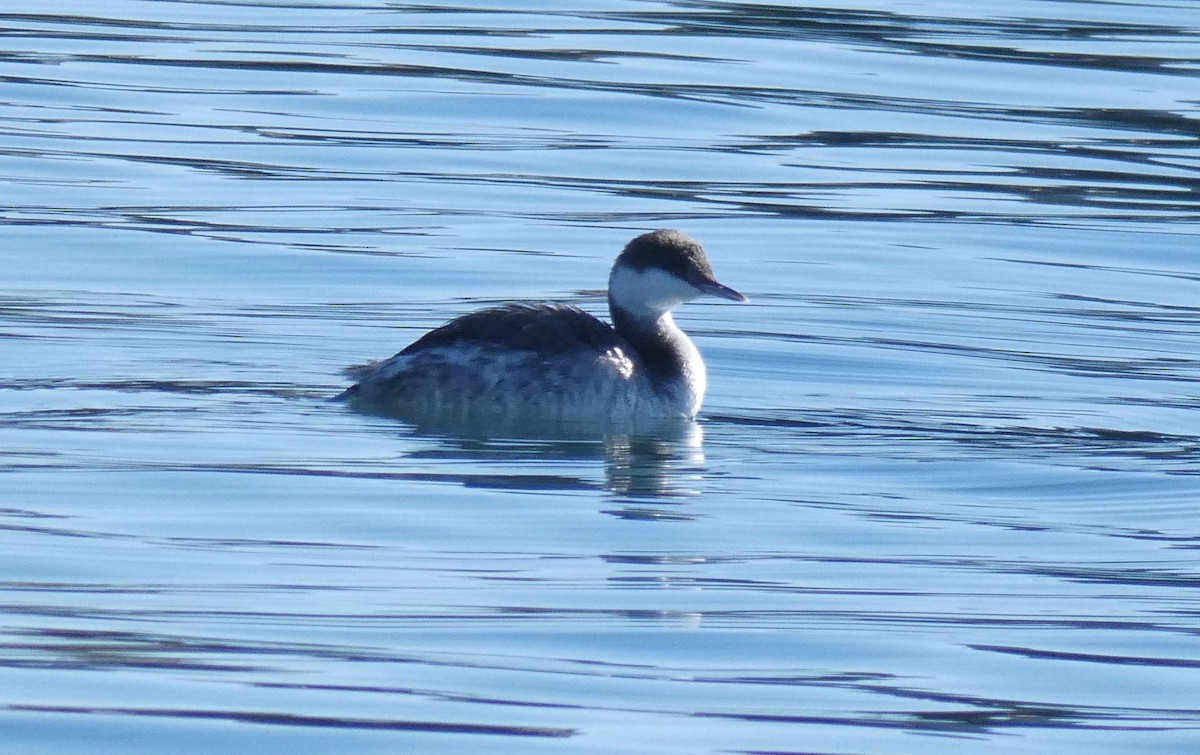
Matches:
[[609, 267, 698, 315]]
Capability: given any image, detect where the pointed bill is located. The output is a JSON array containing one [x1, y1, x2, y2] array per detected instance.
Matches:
[[696, 279, 748, 303]]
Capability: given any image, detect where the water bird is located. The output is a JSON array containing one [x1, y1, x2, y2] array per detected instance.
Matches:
[[342, 229, 746, 423]]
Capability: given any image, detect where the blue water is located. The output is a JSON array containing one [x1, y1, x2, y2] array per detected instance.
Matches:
[[2, 1, 1199, 752]]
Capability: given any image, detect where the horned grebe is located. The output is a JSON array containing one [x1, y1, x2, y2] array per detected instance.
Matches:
[[342, 229, 746, 423]]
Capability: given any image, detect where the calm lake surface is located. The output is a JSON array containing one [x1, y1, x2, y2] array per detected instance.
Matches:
[[2, 1, 1199, 752]]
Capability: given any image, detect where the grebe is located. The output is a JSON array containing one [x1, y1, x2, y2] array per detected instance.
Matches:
[[342, 229, 746, 423]]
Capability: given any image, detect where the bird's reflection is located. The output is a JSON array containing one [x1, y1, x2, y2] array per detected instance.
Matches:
[[376, 409, 708, 502], [601, 420, 705, 498]]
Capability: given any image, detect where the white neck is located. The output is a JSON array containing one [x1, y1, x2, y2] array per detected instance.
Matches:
[[658, 312, 706, 416], [608, 267, 707, 416]]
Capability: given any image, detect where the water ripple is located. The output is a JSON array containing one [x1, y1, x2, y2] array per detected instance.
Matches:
[[3, 2, 1200, 752]]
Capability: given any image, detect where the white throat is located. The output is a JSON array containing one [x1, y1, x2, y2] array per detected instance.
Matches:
[[608, 265, 700, 321]]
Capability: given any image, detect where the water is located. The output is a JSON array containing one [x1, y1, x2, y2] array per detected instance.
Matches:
[[2, 1, 1199, 752]]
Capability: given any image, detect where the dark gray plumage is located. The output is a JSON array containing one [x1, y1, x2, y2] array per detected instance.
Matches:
[[342, 230, 745, 423]]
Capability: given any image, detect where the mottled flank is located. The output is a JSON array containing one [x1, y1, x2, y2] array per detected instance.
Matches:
[[345, 303, 646, 422]]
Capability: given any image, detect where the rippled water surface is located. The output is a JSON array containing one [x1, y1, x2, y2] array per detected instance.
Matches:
[[2, 1, 1199, 752]]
